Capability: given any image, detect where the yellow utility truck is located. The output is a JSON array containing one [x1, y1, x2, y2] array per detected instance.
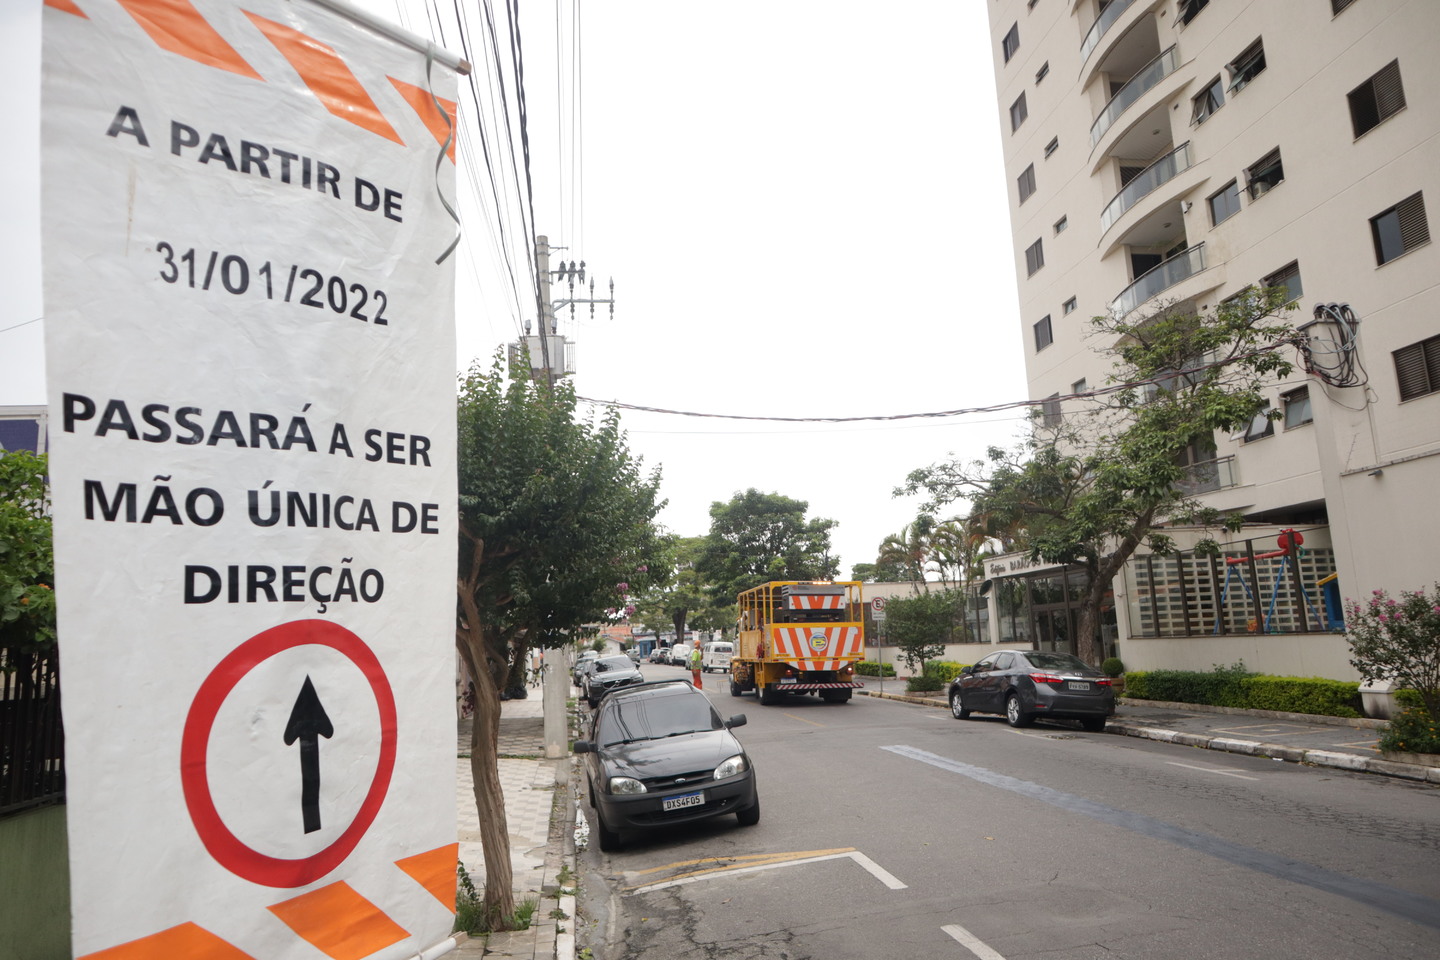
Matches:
[[731, 581, 865, 705]]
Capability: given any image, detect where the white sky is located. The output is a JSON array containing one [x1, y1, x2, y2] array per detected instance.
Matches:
[[2, 0, 1030, 574]]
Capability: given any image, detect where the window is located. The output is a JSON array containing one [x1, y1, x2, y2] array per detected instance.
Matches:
[[1246, 148, 1284, 199], [1332, 0, 1358, 14], [1243, 404, 1275, 442], [1025, 238, 1045, 276], [1002, 23, 1020, 63], [1063, 296, 1078, 314], [1228, 39, 1266, 93], [1349, 60, 1406, 138], [1208, 181, 1241, 226], [1371, 192, 1429, 265], [1035, 61, 1050, 84], [1041, 393, 1063, 428], [1263, 261, 1303, 303], [1010, 93, 1028, 131], [1394, 334, 1440, 401], [1178, 0, 1209, 26], [1017, 164, 1036, 204], [1054, 215, 1068, 234], [1044, 136, 1059, 158], [1033, 314, 1053, 351], [1282, 387, 1313, 428], [1072, 378, 1088, 396], [1192, 77, 1224, 124]]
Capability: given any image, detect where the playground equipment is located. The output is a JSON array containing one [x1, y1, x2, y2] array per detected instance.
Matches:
[[1214, 529, 1325, 634]]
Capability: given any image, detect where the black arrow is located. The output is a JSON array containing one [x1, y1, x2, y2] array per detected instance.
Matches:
[[283, 675, 334, 834]]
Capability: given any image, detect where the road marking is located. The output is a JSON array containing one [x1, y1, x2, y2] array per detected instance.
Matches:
[[883, 744, 1440, 932], [625, 848, 906, 894], [1166, 761, 1259, 781], [781, 712, 826, 727], [942, 923, 1008, 960]]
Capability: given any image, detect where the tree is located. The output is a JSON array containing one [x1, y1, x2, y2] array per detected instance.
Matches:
[[900, 288, 1298, 665], [455, 359, 665, 927], [886, 589, 968, 672], [697, 489, 838, 603], [631, 535, 711, 643], [876, 517, 937, 588], [1346, 585, 1440, 721], [0, 450, 55, 659]]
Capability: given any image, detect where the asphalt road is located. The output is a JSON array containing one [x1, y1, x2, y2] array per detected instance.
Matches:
[[577, 663, 1440, 960]]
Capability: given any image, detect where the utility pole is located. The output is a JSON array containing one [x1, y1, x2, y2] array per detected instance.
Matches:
[[508, 234, 614, 384]]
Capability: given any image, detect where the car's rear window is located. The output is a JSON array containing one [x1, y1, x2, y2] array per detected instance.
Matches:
[[598, 693, 722, 745], [1025, 652, 1092, 672]]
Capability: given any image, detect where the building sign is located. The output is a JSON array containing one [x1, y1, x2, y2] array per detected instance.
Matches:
[[42, 1, 462, 956]]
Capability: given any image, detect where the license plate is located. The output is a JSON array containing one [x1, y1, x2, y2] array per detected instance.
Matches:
[[779, 677, 797, 684], [1067, 681, 1091, 691], [662, 791, 704, 812]]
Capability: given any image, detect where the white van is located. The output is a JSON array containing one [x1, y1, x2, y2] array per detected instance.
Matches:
[[669, 643, 692, 666], [701, 641, 734, 674]]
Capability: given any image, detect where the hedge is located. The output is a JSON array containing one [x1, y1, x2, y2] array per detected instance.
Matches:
[[1124, 669, 1363, 718], [923, 660, 967, 684], [856, 661, 896, 677]]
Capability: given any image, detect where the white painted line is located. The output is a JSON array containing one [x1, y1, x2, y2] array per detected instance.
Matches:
[[848, 850, 908, 890], [942, 923, 1008, 960], [629, 850, 908, 894], [1167, 761, 1259, 781]]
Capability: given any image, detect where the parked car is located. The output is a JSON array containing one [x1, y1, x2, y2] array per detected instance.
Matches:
[[670, 643, 693, 666], [647, 647, 667, 664], [583, 654, 645, 707], [572, 650, 599, 687], [575, 680, 760, 851], [948, 650, 1115, 731], [701, 641, 734, 674]]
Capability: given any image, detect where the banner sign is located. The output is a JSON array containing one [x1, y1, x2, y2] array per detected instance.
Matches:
[[42, 1, 461, 956]]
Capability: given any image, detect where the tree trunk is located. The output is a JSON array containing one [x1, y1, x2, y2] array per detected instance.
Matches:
[[458, 627, 517, 930]]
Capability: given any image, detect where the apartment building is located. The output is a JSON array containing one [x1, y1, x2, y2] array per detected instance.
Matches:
[[980, 0, 1440, 676]]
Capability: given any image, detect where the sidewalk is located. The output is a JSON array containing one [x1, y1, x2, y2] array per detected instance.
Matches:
[[452, 692, 577, 960], [861, 685, 1440, 783]]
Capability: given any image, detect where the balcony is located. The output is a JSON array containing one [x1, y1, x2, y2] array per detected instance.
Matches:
[[1100, 142, 1192, 234], [1177, 455, 1238, 495], [1090, 45, 1178, 148], [1110, 242, 1206, 317], [1079, 0, 1136, 67]]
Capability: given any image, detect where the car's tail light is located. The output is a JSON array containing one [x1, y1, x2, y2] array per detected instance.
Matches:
[[1095, 678, 1112, 687], [1030, 672, 1066, 684]]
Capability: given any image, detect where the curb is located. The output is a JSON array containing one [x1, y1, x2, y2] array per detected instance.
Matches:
[[1116, 697, 1388, 729], [858, 689, 1440, 784]]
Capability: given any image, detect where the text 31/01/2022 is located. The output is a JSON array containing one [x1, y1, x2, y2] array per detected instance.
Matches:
[[154, 241, 393, 326]]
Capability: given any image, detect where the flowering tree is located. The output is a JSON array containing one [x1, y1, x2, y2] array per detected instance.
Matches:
[[1345, 585, 1440, 720]]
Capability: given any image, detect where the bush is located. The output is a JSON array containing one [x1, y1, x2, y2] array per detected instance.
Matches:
[[923, 660, 966, 684], [1121, 666, 1362, 718], [1345, 584, 1440, 721], [1101, 657, 1125, 678], [1378, 707, 1440, 755], [905, 674, 944, 693], [856, 661, 896, 677]]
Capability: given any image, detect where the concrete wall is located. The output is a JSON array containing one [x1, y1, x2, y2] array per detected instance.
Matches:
[[0, 804, 71, 959], [1115, 633, 1357, 679]]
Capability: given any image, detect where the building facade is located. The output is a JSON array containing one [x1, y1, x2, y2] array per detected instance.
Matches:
[[982, 0, 1440, 676]]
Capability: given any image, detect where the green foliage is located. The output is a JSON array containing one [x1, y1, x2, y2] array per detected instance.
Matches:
[[885, 588, 967, 672], [1345, 585, 1440, 721], [1100, 657, 1125, 678], [905, 674, 944, 693], [898, 288, 1299, 665], [0, 451, 55, 657], [456, 358, 667, 666], [1378, 707, 1440, 755], [923, 660, 966, 684], [697, 489, 838, 603], [456, 860, 538, 933], [1123, 667, 1362, 718], [855, 661, 896, 677]]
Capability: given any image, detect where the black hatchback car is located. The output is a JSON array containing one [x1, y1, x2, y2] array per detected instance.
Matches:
[[575, 681, 760, 851], [582, 654, 645, 707], [948, 650, 1115, 731]]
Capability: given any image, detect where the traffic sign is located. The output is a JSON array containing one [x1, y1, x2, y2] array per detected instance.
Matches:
[[181, 620, 397, 888], [871, 597, 887, 620]]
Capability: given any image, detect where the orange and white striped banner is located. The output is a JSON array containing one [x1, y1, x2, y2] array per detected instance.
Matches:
[[769, 625, 863, 671], [42, 2, 463, 957], [786, 593, 845, 609]]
